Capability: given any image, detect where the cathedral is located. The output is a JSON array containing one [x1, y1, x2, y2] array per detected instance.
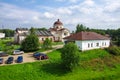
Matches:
[[49, 19, 70, 42]]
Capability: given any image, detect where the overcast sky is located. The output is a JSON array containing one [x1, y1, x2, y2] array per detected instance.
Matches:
[[0, 0, 120, 31]]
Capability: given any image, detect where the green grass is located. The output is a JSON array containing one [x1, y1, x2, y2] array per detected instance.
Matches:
[[80, 49, 110, 61], [0, 38, 20, 51], [52, 42, 64, 45], [0, 49, 120, 80]]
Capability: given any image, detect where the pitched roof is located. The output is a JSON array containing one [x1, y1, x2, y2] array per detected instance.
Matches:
[[64, 31, 110, 40], [16, 28, 28, 31]]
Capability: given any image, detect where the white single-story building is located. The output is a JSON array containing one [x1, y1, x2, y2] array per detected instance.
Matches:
[[0, 33, 5, 38], [64, 31, 110, 51]]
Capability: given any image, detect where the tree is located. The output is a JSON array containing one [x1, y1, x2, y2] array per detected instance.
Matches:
[[0, 29, 14, 37], [61, 42, 80, 71], [21, 27, 39, 52], [42, 38, 52, 50], [76, 24, 86, 33]]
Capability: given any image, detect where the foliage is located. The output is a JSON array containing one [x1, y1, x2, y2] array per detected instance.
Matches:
[[42, 38, 52, 50], [75, 24, 86, 33], [0, 38, 20, 53], [0, 49, 120, 80], [107, 46, 120, 55], [4, 45, 14, 55], [61, 43, 80, 71], [21, 27, 39, 52], [35, 28, 47, 31], [0, 29, 14, 37]]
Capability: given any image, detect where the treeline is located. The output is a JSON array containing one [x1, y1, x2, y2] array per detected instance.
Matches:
[[0, 29, 14, 37], [75, 24, 120, 46]]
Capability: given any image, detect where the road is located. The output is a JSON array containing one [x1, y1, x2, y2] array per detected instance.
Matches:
[[0, 45, 63, 66]]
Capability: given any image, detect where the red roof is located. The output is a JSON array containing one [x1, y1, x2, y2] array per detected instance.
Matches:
[[64, 31, 110, 40]]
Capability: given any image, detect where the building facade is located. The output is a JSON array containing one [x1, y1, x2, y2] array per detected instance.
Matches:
[[14, 28, 54, 44], [64, 31, 110, 51], [14, 19, 70, 44], [49, 19, 70, 42], [14, 28, 29, 44]]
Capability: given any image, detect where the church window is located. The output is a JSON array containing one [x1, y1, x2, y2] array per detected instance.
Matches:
[[64, 33, 67, 36]]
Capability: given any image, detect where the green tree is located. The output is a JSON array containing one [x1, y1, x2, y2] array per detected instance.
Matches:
[[0, 29, 14, 37], [42, 38, 52, 50], [76, 24, 86, 33], [21, 27, 39, 52], [61, 42, 80, 71]]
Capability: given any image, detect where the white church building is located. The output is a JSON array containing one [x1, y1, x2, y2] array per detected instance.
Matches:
[[49, 19, 70, 42], [64, 31, 110, 51]]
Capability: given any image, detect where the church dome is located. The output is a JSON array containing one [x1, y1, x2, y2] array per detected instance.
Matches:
[[54, 19, 63, 25]]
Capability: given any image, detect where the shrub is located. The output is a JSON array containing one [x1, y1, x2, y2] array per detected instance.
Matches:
[[42, 38, 52, 50], [61, 42, 80, 71], [107, 46, 120, 55], [21, 27, 39, 52]]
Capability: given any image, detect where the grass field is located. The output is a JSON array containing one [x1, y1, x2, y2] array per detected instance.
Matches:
[[0, 38, 20, 51], [0, 49, 120, 80]]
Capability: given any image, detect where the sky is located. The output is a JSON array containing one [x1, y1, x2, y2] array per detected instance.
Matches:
[[0, 0, 120, 31]]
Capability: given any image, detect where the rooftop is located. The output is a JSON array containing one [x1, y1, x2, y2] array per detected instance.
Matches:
[[64, 31, 110, 40]]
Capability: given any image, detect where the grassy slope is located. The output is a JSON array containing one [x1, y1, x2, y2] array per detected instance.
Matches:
[[0, 49, 120, 80]]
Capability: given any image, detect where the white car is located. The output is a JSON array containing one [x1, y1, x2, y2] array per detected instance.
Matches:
[[13, 50, 24, 55]]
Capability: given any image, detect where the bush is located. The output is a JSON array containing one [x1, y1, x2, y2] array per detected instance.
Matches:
[[107, 46, 120, 55], [21, 27, 39, 52], [42, 38, 52, 50], [61, 42, 80, 71]]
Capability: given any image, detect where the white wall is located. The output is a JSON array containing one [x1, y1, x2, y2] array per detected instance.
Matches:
[[75, 40, 110, 51], [19, 36, 26, 44], [0, 33, 5, 38]]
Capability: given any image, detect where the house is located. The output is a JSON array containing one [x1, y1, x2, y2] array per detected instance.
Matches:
[[0, 33, 5, 38], [64, 31, 110, 51], [14, 28, 54, 44], [14, 28, 29, 44], [49, 19, 70, 42]]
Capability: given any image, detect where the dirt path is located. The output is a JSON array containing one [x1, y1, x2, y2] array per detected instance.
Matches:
[[0, 45, 63, 66]]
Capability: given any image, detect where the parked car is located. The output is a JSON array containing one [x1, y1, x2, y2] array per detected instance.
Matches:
[[16, 56, 23, 63], [13, 50, 24, 55], [0, 52, 8, 57], [6, 57, 14, 64], [0, 58, 3, 64], [33, 52, 48, 60], [33, 52, 42, 58]]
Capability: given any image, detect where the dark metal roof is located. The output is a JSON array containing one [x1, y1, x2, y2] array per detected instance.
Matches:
[[36, 30, 53, 36]]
